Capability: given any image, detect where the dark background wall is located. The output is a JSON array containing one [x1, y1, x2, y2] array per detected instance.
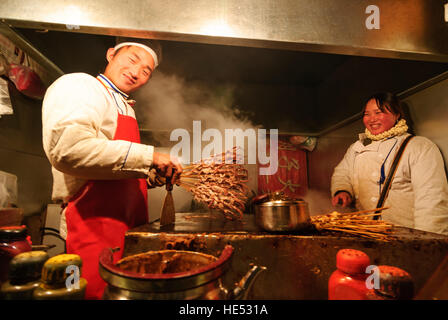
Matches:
[[0, 80, 53, 242]]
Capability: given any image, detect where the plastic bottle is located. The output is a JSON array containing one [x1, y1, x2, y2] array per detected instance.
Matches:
[[0, 226, 32, 285], [328, 249, 371, 300]]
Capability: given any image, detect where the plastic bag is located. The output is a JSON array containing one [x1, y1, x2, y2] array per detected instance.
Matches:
[[289, 135, 317, 152], [0, 183, 8, 208], [0, 77, 13, 116], [8, 63, 46, 100], [0, 171, 18, 208]]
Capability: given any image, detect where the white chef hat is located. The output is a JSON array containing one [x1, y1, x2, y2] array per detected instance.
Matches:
[[114, 37, 162, 68]]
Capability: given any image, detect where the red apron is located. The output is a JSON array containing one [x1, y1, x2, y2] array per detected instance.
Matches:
[[65, 100, 148, 299]]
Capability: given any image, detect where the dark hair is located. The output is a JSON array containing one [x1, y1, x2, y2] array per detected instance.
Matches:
[[364, 92, 405, 120]]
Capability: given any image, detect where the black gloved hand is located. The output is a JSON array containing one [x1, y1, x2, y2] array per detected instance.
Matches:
[[146, 168, 166, 189]]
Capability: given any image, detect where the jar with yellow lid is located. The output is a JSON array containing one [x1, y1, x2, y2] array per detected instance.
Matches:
[[33, 254, 87, 300]]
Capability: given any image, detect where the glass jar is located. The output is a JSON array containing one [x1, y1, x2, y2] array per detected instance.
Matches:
[[0, 226, 32, 285]]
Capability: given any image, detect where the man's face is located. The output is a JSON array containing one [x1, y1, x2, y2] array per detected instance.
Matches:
[[104, 45, 155, 94]]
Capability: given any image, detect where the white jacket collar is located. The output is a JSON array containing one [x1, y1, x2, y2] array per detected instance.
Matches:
[[97, 74, 129, 99], [353, 133, 409, 153]]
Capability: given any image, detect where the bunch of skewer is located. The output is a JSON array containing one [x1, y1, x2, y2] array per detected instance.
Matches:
[[310, 207, 395, 241], [177, 147, 250, 220]]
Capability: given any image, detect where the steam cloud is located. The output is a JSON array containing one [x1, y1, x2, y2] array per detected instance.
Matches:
[[133, 72, 258, 146], [304, 189, 335, 216], [133, 72, 336, 216], [134, 72, 260, 214]]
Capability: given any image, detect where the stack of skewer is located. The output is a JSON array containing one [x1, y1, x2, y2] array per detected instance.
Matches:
[[311, 207, 395, 241], [177, 147, 250, 220]]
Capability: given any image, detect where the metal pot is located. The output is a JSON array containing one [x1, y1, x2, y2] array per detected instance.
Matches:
[[98, 245, 266, 300], [255, 198, 311, 232]]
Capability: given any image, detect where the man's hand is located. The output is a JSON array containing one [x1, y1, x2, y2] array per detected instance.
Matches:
[[146, 168, 166, 188], [152, 152, 183, 186], [331, 191, 352, 208]]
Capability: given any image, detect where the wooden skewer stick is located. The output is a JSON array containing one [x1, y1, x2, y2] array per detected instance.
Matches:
[[318, 207, 389, 217], [177, 184, 193, 192], [177, 181, 195, 187], [178, 177, 199, 184]]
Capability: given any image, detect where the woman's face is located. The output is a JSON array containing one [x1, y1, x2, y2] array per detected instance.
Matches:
[[363, 99, 399, 135]]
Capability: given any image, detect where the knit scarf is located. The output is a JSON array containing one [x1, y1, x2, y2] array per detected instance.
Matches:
[[365, 119, 408, 141]]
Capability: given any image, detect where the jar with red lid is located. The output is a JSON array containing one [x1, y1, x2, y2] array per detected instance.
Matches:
[[366, 265, 414, 300], [0, 225, 32, 285], [1, 251, 49, 300], [328, 248, 371, 300]]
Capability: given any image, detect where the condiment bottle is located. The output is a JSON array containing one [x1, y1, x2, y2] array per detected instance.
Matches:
[[366, 265, 414, 300], [33, 254, 87, 300], [328, 249, 371, 300], [0, 226, 32, 286], [0, 251, 49, 299]]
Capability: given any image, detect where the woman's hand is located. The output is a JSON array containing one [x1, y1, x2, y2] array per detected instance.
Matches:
[[331, 191, 352, 207]]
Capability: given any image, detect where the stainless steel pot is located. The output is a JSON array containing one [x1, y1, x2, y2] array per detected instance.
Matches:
[[255, 199, 311, 232], [98, 245, 266, 300]]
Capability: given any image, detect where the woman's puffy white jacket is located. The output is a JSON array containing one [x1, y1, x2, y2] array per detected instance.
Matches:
[[331, 133, 448, 235]]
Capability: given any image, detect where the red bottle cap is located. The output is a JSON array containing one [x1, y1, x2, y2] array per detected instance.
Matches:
[[336, 249, 371, 274]]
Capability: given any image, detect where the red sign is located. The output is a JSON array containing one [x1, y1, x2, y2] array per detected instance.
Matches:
[[258, 140, 308, 198]]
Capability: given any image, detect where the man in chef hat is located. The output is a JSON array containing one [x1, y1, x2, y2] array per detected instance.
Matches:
[[42, 37, 182, 299]]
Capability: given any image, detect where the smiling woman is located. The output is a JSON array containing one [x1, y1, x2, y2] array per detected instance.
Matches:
[[330, 92, 448, 235], [362, 93, 410, 141], [363, 93, 401, 135]]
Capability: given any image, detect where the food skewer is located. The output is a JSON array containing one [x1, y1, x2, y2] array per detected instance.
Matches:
[[176, 147, 249, 220], [310, 207, 395, 241]]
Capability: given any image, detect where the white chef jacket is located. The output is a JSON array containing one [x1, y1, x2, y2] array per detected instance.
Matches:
[[42, 73, 154, 238], [331, 133, 448, 235]]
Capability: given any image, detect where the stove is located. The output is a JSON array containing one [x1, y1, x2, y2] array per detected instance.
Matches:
[[123, 212, 448, 299]]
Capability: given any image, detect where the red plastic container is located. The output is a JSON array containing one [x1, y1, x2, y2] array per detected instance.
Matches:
[[366, 265, 414, 300], [328, 249, 371, 300], [0, 226, 32, 285]]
